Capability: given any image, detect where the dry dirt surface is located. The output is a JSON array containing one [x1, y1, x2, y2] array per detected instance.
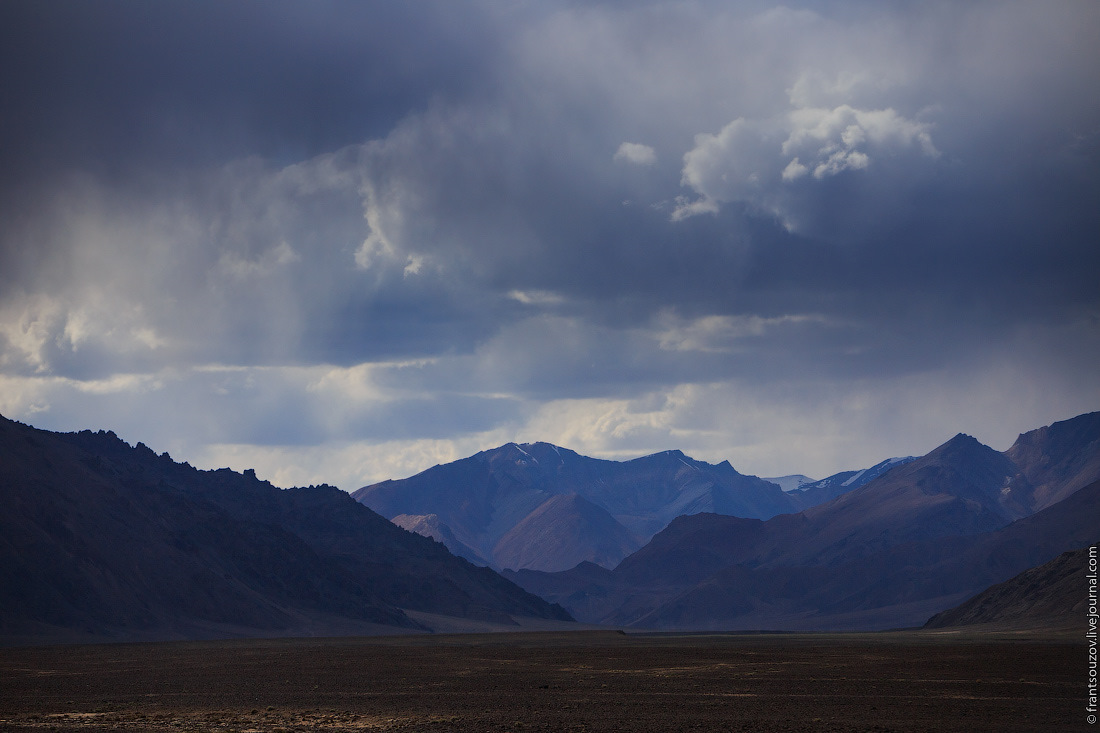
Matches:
[[0, 630, 1084, 732]]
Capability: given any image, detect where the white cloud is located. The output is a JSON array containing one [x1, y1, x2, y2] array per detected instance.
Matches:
[[0, 294, 66, 373], [354, 180, 402, 271], [218, 241, 300, 279], [668, 195, 720, 221], [0, 292, 169, 376], [3, 309, 1096, 488], [507, 290, 566, 306], [674, 99, 940, 228], [674, 117, 780, 221], [783, 104, 938, 173], [655, 312, 834, 354], [402, 255, 426, 277], [781, 158, 809, 181], [614, 142, 657, 166], [502, 341, 1100, 478]]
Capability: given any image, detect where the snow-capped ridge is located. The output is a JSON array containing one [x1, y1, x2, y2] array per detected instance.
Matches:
[[764, 474, 816, 493]]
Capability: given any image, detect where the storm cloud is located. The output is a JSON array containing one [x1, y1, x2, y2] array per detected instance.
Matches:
[[1, 0, 1098, 488]]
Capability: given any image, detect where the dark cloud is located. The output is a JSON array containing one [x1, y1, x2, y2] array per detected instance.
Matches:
[[0, 0, 500, 175], [0, 0, 1097, 485]]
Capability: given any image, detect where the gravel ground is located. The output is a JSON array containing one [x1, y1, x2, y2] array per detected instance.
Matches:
[[0, 630, 1083, 732]]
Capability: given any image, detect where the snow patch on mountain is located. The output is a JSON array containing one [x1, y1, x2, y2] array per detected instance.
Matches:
[[764, 474, 817, 492], [841, 468, 868, 487]]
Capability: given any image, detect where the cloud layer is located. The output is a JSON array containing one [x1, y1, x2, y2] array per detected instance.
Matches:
[[1, 0, 1098, 487]]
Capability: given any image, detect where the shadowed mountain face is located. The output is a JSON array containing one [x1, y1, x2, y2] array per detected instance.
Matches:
[[0, 415, 571, 645], [1004, 411, 1100, 511], [391, 514, 490, 567], [506, 412, 1100, 631], [492, 493, 642, 573], [353, 442, 800, 571], [924, 546, 1096, 630], [783, 433, 1032, 567]]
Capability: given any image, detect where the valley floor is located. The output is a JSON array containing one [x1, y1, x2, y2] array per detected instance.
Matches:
[[0, 629, 1082, 732]]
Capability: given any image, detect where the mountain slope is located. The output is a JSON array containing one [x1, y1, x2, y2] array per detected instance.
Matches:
[[780, 456, 918, 510], [0, 415, 570, 644], [1004, 411, 1100, 511], [492, 493, 641, 572], [511, 479, 1100, 632], [353, 442, 799, 571], [391, 514, 490, 566], [626, 479, 1100, 631], [506, 413, 1100, 631], [924, 545, 1095, 630], [778, 433, 1031, 566], [577, 450, 796, 538]]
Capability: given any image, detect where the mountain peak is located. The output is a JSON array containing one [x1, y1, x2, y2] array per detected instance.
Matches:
[[925, 432, 998, 464], [486, 441, 573, 462], [479, 442, 545, 468], [897, 432, 1013, 485], [492, 492, 640, 572], [842, 429, 1033, 524], [1005, 410, 1100, 511]]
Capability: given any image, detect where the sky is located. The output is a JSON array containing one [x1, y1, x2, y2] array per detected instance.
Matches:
[[1, 0, 1098, 490]]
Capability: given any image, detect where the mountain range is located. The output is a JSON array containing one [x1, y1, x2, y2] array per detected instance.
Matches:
[[0, 415, 570, 645], [353, 443, 898, 572], [502, 412, 1100, 630], [4, 410, 1096, 643]]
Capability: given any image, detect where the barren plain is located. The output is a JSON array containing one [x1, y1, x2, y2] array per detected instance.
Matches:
[[0, 629, 1082, 732]]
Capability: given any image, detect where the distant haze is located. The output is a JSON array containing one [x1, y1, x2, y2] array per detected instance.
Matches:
[[1, 1, 1097, 489]]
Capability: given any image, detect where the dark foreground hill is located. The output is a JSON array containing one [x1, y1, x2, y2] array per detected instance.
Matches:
[[924, 545, 1095, 630], [507, 412, 1100, 631], [0, 415, 570, 645]]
